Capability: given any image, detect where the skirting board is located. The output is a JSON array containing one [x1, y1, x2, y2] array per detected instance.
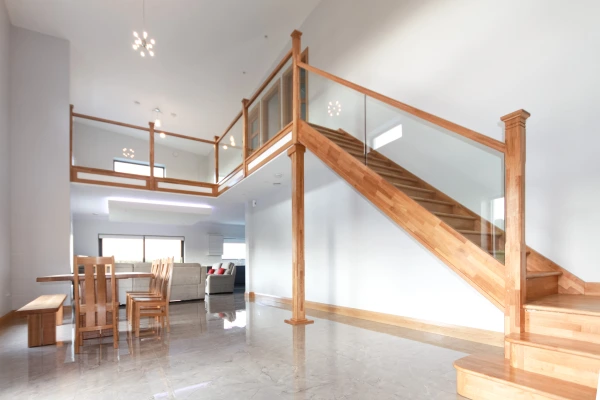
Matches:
[[247, 292, 503, 347], [0, 310, 15, 327]]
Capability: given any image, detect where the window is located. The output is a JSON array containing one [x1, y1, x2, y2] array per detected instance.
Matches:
[[222, 242, 246, 260], [99, 235, 184, 262], [114, 159, 165, 177]]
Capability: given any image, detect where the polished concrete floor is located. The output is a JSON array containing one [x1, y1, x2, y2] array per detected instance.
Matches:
[[0, 294, 500, 399]]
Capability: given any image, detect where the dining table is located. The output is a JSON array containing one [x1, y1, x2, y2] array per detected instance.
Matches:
[[37, 271, 154, 338]]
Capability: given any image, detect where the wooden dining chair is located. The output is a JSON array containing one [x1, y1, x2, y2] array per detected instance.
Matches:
[[132, 257, 174, 337], [73, 256, 119, 353], [126, 259, 161, 322]]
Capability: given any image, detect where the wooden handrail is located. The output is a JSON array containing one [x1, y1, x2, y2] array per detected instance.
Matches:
[[73, 112, 216, 144], [156, 130, 215, 145], [73, 112, 150, 132], [297, 61, 506, 154], [247, 49, 293, 108]]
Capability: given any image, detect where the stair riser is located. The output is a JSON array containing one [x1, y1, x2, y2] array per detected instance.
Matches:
[[525, 310, 600, 345], [461, 232, 503, 250], [438, 215, 476, 230], [526, 276, 559, 301], [396, 186, 435, 199], [414, 200, 454, 214], [457, 370, 554, 400], [509, 342, 600, 389]]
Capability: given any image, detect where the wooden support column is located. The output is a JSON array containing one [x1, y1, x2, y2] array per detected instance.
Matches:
[[291, 30, 303, 144], [242, 98, 249, 176], [69, 104, 74, 166], [502, 109, 530, 355], [285, 144, 313, 326], [149, 121, 155, 189], [214, 135, 220, 184]]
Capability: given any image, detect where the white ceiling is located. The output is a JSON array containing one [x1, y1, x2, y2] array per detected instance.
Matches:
[[5, 0, 321, 140]]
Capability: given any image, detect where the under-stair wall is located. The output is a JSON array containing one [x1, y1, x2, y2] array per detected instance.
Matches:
[[247, 150, 504, 334]]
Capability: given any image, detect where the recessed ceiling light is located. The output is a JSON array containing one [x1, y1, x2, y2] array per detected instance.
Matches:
[[92, 213, 99, 216], [134, 101, 140, 105], [159, 132, 166, 139]]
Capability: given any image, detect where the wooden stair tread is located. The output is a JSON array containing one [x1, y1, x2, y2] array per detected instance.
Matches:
[[507, 332, 600, 360], [525, 294, 600, 317], [371, 168, 415, 181], [432, 212, 476, 220], [410, 197, 454, 206], [526, 271, 562, 279], [392, 183, 434, 194], [454, 353, 596, 400], [457, 229, 497, 236]]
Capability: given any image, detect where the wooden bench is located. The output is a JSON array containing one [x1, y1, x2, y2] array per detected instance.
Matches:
[[17, 294, 67, 348]]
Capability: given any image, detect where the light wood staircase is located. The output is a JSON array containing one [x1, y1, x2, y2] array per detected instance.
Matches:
[[309, 123, 600, 399], [456, 294, 600, 399]]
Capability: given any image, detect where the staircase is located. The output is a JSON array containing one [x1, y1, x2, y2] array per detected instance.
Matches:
[[306, 123, 600, 399], [456, 294, 600, 399]]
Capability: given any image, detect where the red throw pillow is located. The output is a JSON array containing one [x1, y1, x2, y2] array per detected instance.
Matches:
[[217, 267, 226, 275], [208, 268, 215, 275]]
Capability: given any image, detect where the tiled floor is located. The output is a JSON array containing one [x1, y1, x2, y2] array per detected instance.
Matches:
[[0, 294, 500, 399]]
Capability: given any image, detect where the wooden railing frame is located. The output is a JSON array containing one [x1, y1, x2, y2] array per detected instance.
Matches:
[[502, 109, 530, 354], [297, 62, 506, 154]]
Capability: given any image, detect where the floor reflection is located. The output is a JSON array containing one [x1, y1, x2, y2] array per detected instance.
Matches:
[[0, 293, 483, 399]]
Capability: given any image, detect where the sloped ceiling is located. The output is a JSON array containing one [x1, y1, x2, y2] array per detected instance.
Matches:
[[5, 0, 321, 140]]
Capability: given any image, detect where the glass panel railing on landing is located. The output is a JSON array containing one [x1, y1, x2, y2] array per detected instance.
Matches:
[[301, 66, 506, 262]]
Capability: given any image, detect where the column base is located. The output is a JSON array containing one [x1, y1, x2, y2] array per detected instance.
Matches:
[[284, 318, 314, 326]]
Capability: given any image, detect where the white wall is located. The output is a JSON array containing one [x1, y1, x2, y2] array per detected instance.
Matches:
[[248, 155, 504, 332], [9, 27, 71, 309], [0, 2, 11, 316], [73, 218, 245, 267], [73, 121, 212, 182], [294, 0, 600, 281]]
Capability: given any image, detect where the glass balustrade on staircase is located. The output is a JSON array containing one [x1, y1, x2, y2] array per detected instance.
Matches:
[[301, 66, 506, 263]]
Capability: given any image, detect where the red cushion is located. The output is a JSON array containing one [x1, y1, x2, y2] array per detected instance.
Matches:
[[217, 268, 226, 275], [208, 268, 215, 275]]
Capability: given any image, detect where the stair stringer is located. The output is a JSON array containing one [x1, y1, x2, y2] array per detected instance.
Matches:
[[298, 120, 505, 310]]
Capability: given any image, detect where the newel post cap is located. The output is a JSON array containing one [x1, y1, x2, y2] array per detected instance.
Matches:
[[290, 30, 303, 39], [501, 109, 531, 123]]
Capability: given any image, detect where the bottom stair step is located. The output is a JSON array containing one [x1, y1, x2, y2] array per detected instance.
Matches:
[[454, 353, 596, 400]]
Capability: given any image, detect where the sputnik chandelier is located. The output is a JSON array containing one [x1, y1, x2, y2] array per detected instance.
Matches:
[[132, 0, 156, 57], [328, 100, 342, 117]]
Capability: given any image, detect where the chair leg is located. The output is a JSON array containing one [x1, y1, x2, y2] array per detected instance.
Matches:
[[113, 306, 119, 349], [166, 306, 170, 333], [135, 304, 140, 338]]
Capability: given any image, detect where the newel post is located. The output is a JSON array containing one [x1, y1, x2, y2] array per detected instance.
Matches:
[[242, 98, 249, 176], [214, 135, 220, 184], [284, 143, 313, 326], [502, 109, 530, 353], [291, 30, 302, 144], [149, 121, 155, 190]]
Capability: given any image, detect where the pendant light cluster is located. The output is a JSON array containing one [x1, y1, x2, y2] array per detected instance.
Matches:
[[131, 0, 156, 58]]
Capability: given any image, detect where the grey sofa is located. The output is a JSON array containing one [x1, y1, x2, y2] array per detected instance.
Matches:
[[115, 262, 206, 305], [206, 262, 236, 294]]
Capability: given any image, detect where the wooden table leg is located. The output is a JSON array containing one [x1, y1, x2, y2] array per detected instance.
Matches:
[[56, 305, 63, 326], [27, 313, 56, 347]]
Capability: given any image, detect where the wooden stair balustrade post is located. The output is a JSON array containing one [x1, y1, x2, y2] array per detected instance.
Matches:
[[502, 109, 531, 355], [242, 98, 249, 176], [69, 104, 74, 166], [149, 121, 155, 190], [291, 30, 302, 144], [284, 143, 313, 326], [214, 135, 219, 184]]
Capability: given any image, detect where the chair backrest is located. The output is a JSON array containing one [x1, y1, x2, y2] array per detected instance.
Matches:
[[73, 256, 116, 328], [163, 257, 175, 302], [148, 259, 161, 292]]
